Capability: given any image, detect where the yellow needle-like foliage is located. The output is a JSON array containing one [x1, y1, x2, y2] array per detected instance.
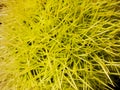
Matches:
[[0, 0, 120, 90]]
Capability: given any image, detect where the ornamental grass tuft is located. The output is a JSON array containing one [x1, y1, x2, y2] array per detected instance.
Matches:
[[0, 0, 120, 90]]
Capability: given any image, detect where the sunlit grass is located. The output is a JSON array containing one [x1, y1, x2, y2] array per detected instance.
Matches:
[[0, 0, 120, 90]]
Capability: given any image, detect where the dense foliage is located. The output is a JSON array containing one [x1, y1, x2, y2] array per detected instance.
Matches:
[[0, 0, 120, 90]]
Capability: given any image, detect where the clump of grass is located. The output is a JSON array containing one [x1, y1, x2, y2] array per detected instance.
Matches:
[[0, 0, 120, 90]]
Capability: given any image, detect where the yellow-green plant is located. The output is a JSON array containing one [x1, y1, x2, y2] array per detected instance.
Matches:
[[0, 0, 120, 90]]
